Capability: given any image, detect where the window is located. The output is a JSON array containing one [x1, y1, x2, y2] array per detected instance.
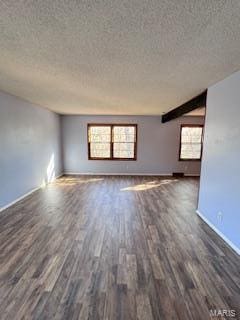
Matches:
[[179, 125, 203, 160], [88, 124, 137, 160]]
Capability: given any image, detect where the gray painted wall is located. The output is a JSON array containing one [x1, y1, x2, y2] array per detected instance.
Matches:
[[61, 115, 204, 175], [0, 91, 62, 209], [198, 71, 240, 251]]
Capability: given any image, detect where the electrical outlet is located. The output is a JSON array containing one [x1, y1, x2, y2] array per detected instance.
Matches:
[[217, 211, 223, 222]]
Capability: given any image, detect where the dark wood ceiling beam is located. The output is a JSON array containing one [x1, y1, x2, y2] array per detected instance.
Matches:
[[161, 90, 207, 123]]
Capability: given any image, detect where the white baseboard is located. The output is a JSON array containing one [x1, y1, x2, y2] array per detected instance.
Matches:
[[0, 173, 63, 213], [0, 187, 40, 213], [63, 172, 173, 176], [196, 210, 240, 256], [63, 172, 200, 177]]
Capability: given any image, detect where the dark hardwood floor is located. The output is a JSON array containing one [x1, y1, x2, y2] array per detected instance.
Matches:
[[0, 175, 239, 320]]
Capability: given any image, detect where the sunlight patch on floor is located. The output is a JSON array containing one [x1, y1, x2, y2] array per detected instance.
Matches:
[[120, 179, 178, 192], [56, 177, 104, 186]]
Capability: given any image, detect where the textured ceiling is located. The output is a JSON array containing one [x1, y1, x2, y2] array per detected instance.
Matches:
[[0, 1, 240, 115]]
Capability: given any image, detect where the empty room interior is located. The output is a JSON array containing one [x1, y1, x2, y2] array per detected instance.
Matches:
[[0, 1, 240, 319]]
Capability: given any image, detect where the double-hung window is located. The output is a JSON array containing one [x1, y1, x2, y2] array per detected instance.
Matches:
[[88, 124, 137, 160], [179, 125, 203, 160]]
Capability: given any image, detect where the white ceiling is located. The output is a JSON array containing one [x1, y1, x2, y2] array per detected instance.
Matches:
[[0, 0, 240, 115]]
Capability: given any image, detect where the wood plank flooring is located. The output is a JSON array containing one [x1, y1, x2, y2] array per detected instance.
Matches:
[[0, 175, 239, 320]]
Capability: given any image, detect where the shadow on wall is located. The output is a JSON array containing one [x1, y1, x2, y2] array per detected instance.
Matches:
[[41, 154, 56, 188]]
